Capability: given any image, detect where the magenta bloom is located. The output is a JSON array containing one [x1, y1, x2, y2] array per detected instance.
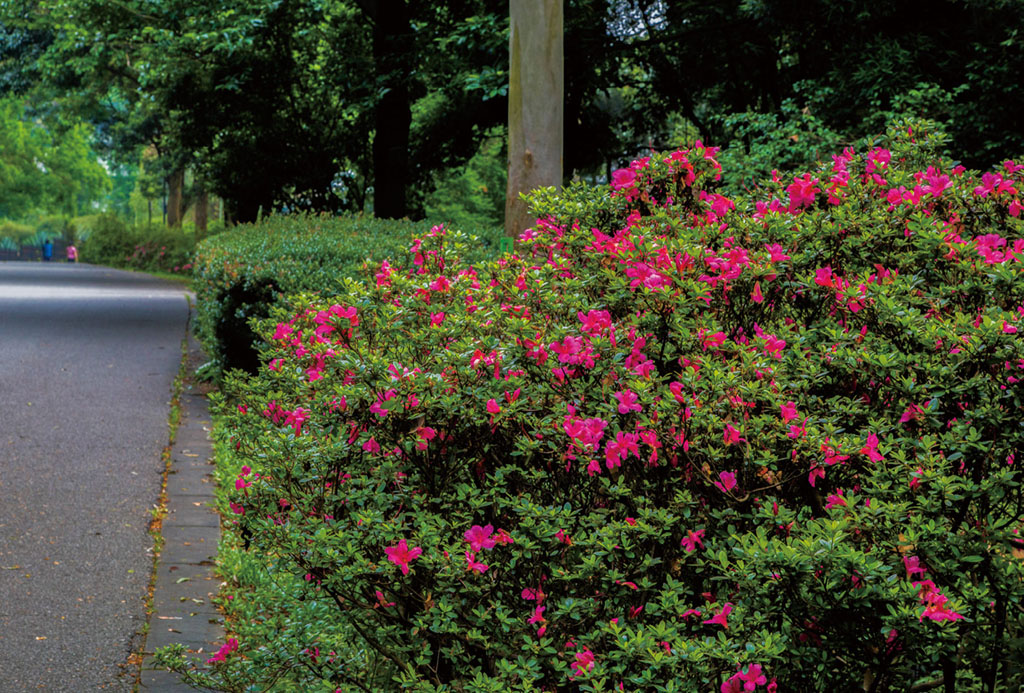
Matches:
[[611, 167, 636, 190], [464, 524, 496, 552], [486, 398, 501, 415], [721, 663, 768, 693], [824, 491, 847, 510], [780, 401, 798, 422], [714, 470, 737, 493], [904, 555, 927, 579], [787, 173, 820, 211], [613, 389, 642, 414], [384, 539, 422, 576], [860, 433, 885, 462], [703, 602, 733, 629], [206, 637, 239, 665], [723, 424, 743, 445], [284, 407, 310, 436], [569, 648, 596, 679], [465, 550, 489, 574], [680, 528, 705, 553]]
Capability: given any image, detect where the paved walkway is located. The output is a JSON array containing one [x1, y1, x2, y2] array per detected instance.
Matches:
[[140, 331, 221, 691], [0, 263, 214, 690]]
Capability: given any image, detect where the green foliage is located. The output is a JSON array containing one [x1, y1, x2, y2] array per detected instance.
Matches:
[[713, 100, 845, 195], [162, 119, 1024, 690], [191, 214, 503, 374], [0, 218, 33, 243], [0, 95, 110, 219], [78, 214, 196, 273], [424, 132, 506, 233]]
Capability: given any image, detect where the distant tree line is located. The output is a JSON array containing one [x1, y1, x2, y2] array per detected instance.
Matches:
[[1, 0, 1020, 225]]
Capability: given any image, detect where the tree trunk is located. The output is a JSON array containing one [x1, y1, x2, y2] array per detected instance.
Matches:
[[505, 0, 563, 238], [372, 0, 412, 219], [194, 186, 209, 234], [166, 168, 185, 227]]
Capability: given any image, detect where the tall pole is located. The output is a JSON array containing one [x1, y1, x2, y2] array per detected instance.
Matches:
[[505, 0, 563, 239]]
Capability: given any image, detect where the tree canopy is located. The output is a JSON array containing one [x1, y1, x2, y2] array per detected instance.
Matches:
[[1, 0, 1021, 225]]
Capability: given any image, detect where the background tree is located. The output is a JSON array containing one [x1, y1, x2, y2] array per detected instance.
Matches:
[[505, 0, 563, 238]]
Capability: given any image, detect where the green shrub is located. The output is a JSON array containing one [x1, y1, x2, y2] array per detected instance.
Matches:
[[191, 214, 502, 374], [77, 213, 196, 273], [0, 218, 34, 244], [35, 215, 74, 243], [162, 119, 1024, 691], [714, 100, 845, 196]]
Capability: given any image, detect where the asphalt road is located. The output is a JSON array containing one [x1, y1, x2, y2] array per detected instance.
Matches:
[[0, 263, 191, 690]]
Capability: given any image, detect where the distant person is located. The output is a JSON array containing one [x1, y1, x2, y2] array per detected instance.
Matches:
[[66, 244, 78, 263], [42, 238, 53, 262]]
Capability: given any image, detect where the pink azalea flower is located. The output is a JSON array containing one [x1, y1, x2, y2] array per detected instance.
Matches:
[[787, 173, 820, 212], [751, 281, 764, 304], [613, 389, 642, 414], [703, 602, 733, 629], [723, 424, 744, 445], [860, 432, 885, 462], [465, 550, 489, 574], [714, 470, 737, 493], [909, 467, 923, 490], [384, 539, 422, 576], [464, 524, 497, 552], [780, 401, 798, 422], [611, 167, 636, 190], [721, 663, 768, 693], [528, 604, 547, 635], [284, 407, 310, 436], [808, 465, 825, 487], [824, 491, 847, 510], [915, 581, 964, 622], [904, 555, 927, 579], [486, 398, 502, 415], [493, 528, 514, 545], [206, 637, 239, 665], [900, 403, 924, 424], [681, 528, 705, 552], [814, 266, 834, 287], [605, 430, 640, 469], [764, 243, 790, 262], [570, 648, 596, 679]]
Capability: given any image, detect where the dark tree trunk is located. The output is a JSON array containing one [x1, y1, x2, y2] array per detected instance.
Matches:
[[166, 168, 185, 227], [194, 186, 209, 234], [371, 0, 412, 219]]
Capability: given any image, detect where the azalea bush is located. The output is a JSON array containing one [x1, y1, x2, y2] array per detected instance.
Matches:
[[163, 119, 1024, 691], [192, 214, 503, 374]]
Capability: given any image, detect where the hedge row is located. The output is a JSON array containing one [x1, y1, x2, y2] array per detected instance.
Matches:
[[163, 119, 1024, 691], [192, 214, 503, 373]]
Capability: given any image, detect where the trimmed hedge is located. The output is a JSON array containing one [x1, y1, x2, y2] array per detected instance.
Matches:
[[164, 120, 1024, 691], [192, 214, 503, 373]]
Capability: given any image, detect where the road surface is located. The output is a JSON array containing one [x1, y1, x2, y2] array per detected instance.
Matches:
[[0, 263, 190, 690]]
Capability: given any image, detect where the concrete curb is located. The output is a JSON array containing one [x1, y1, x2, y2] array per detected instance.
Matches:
[[139, 331, 222, 691]]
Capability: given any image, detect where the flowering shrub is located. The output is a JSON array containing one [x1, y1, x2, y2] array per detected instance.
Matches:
[[170, 119, 1024, 691], [192, 214, 502, 374]]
